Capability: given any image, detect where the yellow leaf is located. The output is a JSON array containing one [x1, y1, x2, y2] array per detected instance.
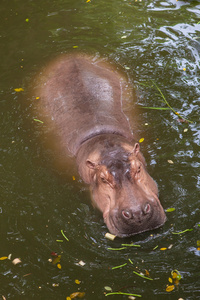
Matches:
[[73, 46, 78, 48], [139, 138, 144, 143], [72, 176, 76, 181], [57, 263, 61, 269], [86, 0, 90, 2], [70, 292, 85, 299], [166, 285, 175, 292], [66, 298, 71, 300], [14, 88, 24, 92], [0, 256, 8, 260], [168, 277, 173, 283], [145, 270, 150, 277], [75, 279, 81, 284], [160, 247, 167, 251], [35, 97, 40, 100], [172, 271, 178, 279], [197, 247, 200, 251], [174, 278, 180, 285], [52, 255, 61, 265]]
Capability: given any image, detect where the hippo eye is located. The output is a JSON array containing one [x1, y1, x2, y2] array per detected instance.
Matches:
[[101, 177, 108, 184], [137, 165, 141, 173]]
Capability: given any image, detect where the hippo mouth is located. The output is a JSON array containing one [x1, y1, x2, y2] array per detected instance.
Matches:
[[104, 206, 167, 238]]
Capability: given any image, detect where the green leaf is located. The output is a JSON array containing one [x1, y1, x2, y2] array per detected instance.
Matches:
[[61, 230, 69, 241], [107, 247, 127, 251], [112, 263, 127, 270], [133, 271, 153, 280], [105, 292, 142, 297], [142, 106, 170, 110], [121, 243, 141, 247], [33, 118, 44, 124], [172, 229, 193, 235]]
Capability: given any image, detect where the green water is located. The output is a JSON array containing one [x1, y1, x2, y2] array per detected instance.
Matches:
[[0, 0, 200, 299]]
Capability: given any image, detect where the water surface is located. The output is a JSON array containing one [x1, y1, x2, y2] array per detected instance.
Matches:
[[0, 0, 200, 299]]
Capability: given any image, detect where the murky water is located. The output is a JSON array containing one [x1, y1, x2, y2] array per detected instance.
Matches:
[[0, 0, 200, 299]]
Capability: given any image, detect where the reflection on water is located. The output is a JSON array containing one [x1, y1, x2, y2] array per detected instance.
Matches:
[[0, 0, 200, 299]]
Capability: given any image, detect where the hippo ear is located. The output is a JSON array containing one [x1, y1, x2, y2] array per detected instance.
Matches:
[[86, 159, 99, 170], [131, 143, 147, 166], [133, 142, 140, 155]]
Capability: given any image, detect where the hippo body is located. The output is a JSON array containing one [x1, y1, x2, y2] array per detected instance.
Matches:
[[36, 54, 166, 237]]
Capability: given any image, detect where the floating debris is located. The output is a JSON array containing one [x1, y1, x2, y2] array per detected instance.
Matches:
[[105, 233, 116, 241]]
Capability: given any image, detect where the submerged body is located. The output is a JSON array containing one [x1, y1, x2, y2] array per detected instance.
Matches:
[[35, 54, 166, 237]]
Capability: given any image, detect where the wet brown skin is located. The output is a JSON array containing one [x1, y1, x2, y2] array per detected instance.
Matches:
[[34, 54, 166, 237]]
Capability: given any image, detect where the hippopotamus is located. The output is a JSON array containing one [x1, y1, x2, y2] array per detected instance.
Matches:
[[34, 54, 166, 237]]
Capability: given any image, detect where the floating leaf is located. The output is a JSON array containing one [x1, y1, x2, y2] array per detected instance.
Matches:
[[172, 229, 193, 235], [33, 118, 44, 124], [8, 254, 12, 260], [72, 176, 76, 181], [73, 46, 78, 48], [166, 285, 175, 292], [197, 241, 200, 247], [121, 35, 127, 39], [78, 260, 86, 266], [66, 297, 71, 300], [153, 245, 158, 250], [167, 160, 174, 164], [151, 81, 193, 123], [35, 96, 40, 100], [57, 263, 61, 269], [107, 247, 126, 251], [171, 270, 181, 281], [139, 138, 144, 143], [112, 263, 127, 270], [133, 271, 153, 280], [25, 18, 29, 22], [121, 243, 141, 247], [0, 256, 8, 260], [128, 258, 133, 264], [142, 106, 170, 110], [70, 292, 85, 298], [52, 255, 61, 265], [105, 292, 142, 297], [104, 286, 112, 292], [12, 258, 22, 265], [168, 277, 173, 283], [75, 279, 81, 284], [145, 270, 150, 277], [168, 244, 173, 250], [61, 229, 69, 241], [166, 208, 175, 213], [14, 88, 24, 92], [160, 248, 167, 251]]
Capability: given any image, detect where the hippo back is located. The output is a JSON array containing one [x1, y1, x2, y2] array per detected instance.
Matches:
[[35, 55, 133, 156]]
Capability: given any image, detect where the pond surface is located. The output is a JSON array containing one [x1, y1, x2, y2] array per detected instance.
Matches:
[[0, 0, 200, 299]]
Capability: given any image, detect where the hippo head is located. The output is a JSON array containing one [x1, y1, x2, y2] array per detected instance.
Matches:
[[85, 142, 166, 238]]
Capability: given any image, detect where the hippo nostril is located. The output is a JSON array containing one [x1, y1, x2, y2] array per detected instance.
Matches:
[[143, 203, 151, 215], [122, 209, 132, 219]]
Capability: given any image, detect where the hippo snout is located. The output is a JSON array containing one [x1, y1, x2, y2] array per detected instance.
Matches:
[[121, 203, 151, 222]]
